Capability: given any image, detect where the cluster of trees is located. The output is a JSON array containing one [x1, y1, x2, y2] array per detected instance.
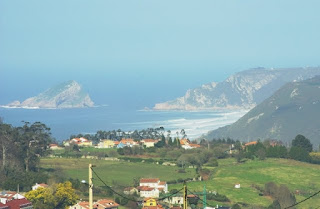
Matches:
[[0, 121, 52, 191], [235, 134, 316, 164], [25, 181, 78, 209], [69, 127, 184, 143], [265, 182, 296, 209]]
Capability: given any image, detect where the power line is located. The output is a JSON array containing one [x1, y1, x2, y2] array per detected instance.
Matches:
[[91, 167, 184, 203], [187, 189, 217, 208], [284, 190, 320, 209], [91, 167, 140, 203], [158, 188, 184, 201]]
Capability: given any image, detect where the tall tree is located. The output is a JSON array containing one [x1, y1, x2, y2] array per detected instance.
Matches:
[[17, 122, 52, 172], [292, 134, 313, 152], [0, 123, 14, 169]]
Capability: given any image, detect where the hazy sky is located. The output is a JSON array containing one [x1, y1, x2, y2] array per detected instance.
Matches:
[[1, 0, 320, 109]]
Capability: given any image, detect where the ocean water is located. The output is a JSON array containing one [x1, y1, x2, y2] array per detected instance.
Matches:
[[0, 106, 247, 141]]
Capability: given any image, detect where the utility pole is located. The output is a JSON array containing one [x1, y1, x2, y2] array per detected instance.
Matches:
[[89, 164, 95, 209], [203, 185, 206, 209], [183, 183, 187, 209]]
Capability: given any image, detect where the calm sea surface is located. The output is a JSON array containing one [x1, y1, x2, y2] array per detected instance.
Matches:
[[0, 106, 247, 141]]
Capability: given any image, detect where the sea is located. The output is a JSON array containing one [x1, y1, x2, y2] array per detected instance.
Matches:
[[0, 106, 247, 141]]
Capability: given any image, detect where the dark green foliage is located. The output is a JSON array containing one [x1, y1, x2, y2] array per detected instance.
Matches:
[[292, 134, 313, 152], [267, 200, 281, 209], [245, 142, 267, 160], [289, 146, 311, 162], [207, 193, 229, 202], [264, 182, 296, 209], [266, 146, 288, 158], [206, 158, 219, 167], [231, 203, 241, 209]]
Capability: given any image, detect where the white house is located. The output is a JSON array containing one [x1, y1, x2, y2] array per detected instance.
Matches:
[[138, 178, 168, 198], [138, 186, 160, 198], [0, 191, 25, 204], [32, 183, 48, 190]]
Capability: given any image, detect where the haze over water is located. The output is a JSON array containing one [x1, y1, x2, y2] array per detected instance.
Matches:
[[0, 106, 247, 141]]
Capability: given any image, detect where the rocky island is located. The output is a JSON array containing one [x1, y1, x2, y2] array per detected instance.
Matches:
[[7, 80, 94, 109]]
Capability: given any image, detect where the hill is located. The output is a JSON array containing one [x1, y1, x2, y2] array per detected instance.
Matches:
[[154, 67, 320, 110], [205, 76, 320, 147], [6, 80, 94, 109]]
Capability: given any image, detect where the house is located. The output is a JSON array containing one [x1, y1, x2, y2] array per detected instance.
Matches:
[[117, 139, 138, 148], [141, 139, 158, 148], [70, 199, 118, 209], [0, 198, 33, 209], [138, 186, 160, 198], [163, 196, 183, 205], [244, 141, 257, 147], [97, 140, 116, 148], [180, 139, 200, 150], [49, 144, 63, 150], [69, 201, 89, 209], [143, 198, 157, 207], [32, 183, 48, 191], [70, 137, 93, 147], [0, 192, 25, 204], [138, 178, 168, 198], [123, 187, 139, 195], [95, 199, 119, 209]]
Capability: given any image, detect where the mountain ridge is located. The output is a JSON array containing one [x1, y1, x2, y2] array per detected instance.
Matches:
[[153, 67, 320, 111], [204, 76, 320, 147]]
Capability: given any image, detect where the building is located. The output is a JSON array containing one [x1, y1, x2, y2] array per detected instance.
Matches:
[[140, 139, 158, 148], [0, 198, 33, 209], [70, 137, 93, 147], [49, 144, 63, 150], [70, 199, 118, 209], [117, 139, 139, 148], [180, 139, 201, 150], [31, 183, 48, 191], [243, 141, 257, 147], [0, 192, 25, 204], [95, 199, 119, 209], [138, 178, 168, 198], [97, 140, 116, 148]]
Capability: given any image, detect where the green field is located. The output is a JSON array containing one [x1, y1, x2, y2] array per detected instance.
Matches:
[[40, 158, 197, 186], [171, 158, 320, 208], [40, 157, 320, 208]]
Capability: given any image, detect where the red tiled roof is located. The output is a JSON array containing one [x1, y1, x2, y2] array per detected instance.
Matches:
[[96, 199, 119, 208], [138, 186, 155, 191], [78, 201, 89, 209], [244, 141, 258, 146], [142, 139, 158, 143], [180, 139, 189, 145], [5, 198, 32, 209], [189, 144, 201, 148], [142, 206, 164, 209], [158, 181, 166, 185], [140, 178, 160, 183]]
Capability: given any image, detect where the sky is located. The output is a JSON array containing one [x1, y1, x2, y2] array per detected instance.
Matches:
[[1, 0, 320, 109]]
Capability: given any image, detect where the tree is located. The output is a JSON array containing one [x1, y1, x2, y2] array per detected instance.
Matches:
[[26, 181, 78, 209], [292, 134, 313, 152], [277, 184, 296, 208], [17, 122, 52, 171], [231, 203, 241, 209], [0, 123, 14, 169], [289, 146, 311, 162], [256, 148, 266, 160]]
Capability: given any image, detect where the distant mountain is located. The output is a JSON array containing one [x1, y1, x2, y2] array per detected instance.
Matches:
[[153, 67, 320, 110], [7, 81, 94, 109], [205, 76, 320, 147]]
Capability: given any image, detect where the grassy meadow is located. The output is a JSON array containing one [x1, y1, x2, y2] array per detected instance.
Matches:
[[171, 158, 320, 208], [40, 157, 320, 208], [40, 158, 197, 186]]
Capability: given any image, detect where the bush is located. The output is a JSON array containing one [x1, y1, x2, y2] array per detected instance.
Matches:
[[207, 193, 229, 202]]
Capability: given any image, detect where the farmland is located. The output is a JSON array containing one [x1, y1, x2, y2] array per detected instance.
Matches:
[[40, 157, 320, 208]]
